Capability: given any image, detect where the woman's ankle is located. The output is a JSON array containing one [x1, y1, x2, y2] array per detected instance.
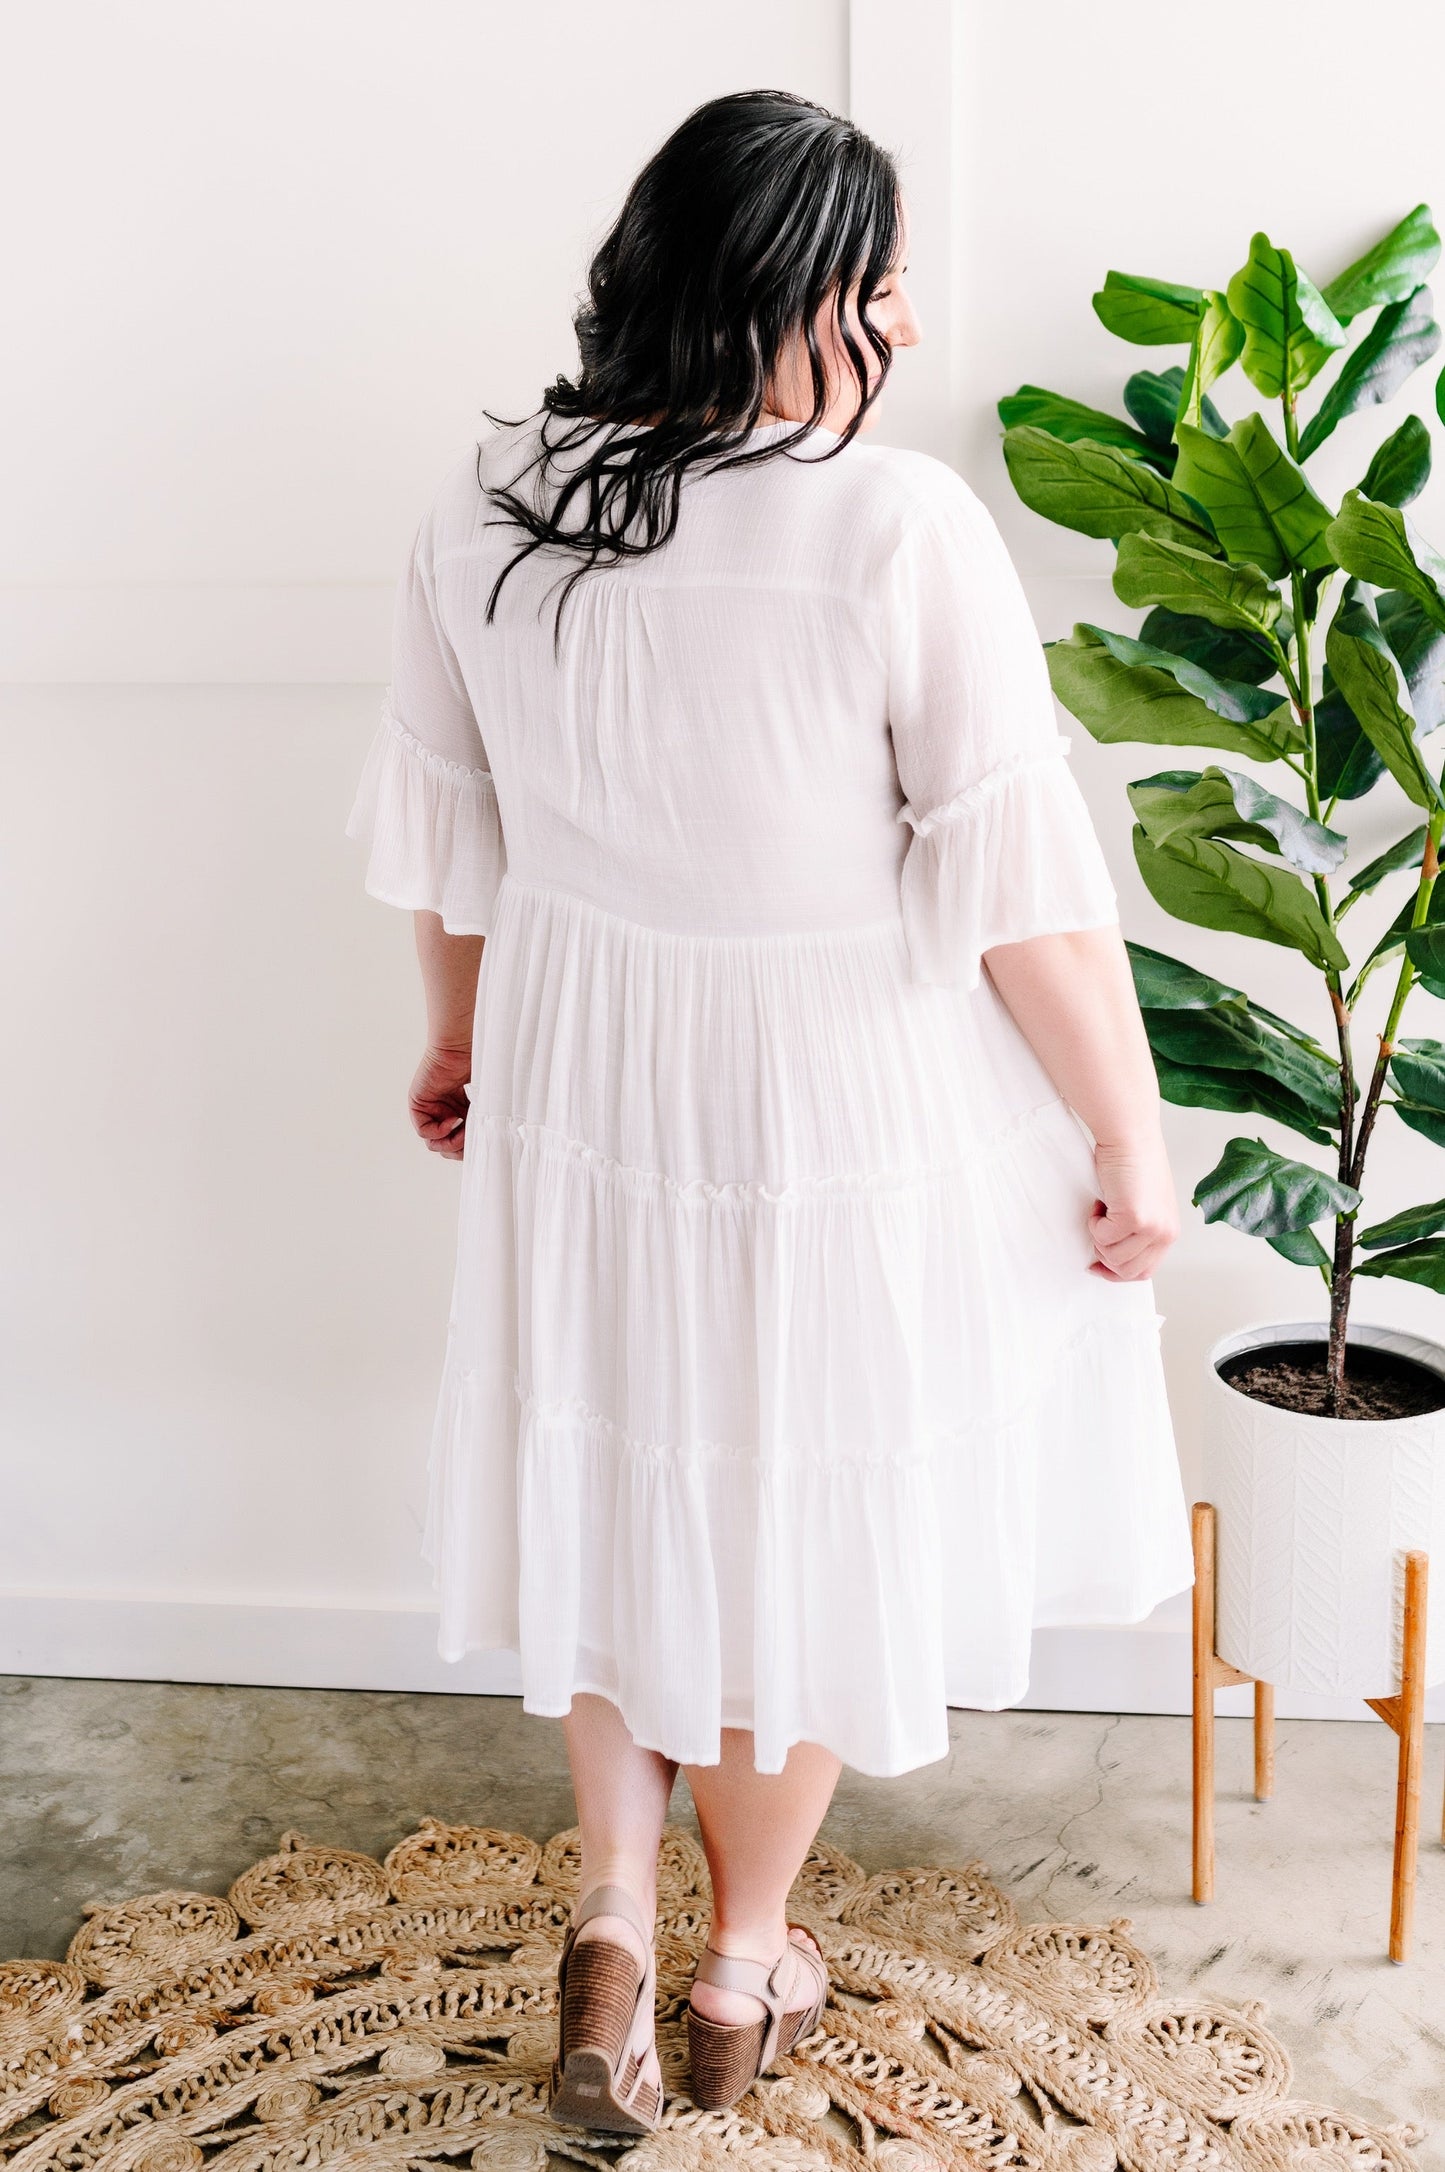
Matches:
[[703, 1913, 789, 1963], [572, 1872, 657, 1967]]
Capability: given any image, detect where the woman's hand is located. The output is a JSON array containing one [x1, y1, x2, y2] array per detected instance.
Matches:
[[408, 911, 485, 1161], [1088, 1132, 1179, 1281], [409, 1042, 472, 1161]]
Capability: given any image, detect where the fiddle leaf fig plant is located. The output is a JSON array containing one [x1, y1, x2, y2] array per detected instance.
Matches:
[[999, 205, 1445, 1415]]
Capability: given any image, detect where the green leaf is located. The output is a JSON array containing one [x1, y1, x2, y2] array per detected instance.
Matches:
[[1326, 490, 1445, 634], [1404, 925, 1445, 998], [1113, 531, 1284, 641], [1324, 585, 1442, 809], [1193, 1136, 1360, 1237], [1093, 270, 1206, 346], [1378, 590, 1445, 732], [1358, 1196, 1445, 1247], [1128, 766, 1346, 874], [1358, 866, 1445, 978], [1227, 234, 1348, 398], [1153, 1056, 1335, 1145], [1080, 627, 1288, 726], [997, 386, 1163, 464], [1347, 826, 1427, 896], [1172, 416, 1336, 577], [1128, 941, 1331, 1048], [1176, 292, 1245, 437], [1142, 997, 1339, 1117], [1137, 607, 1279, 686], [1046, 627, 1300, 762], [1124, 366, 1227, 448], [1001, 428, 1218, 550], [1314, 683, 1386, 801], [1298, 287, 1441, 460], [1133, 826, 1349, 970], [1354, 1237, 1445, 1290], [1268, 1226, 1333, 1267], [1393, 1104, 1445, 1147], [1322, 204, 1441, 326], [1173, 293, 1242, 436], [1395, 1038, 1445, 1098], [1359, 414, 1433, 508], [1126, 940, 1244, 1010]]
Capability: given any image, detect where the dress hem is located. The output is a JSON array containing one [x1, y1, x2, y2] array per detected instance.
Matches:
[[427, 1565, 1197, 1776]]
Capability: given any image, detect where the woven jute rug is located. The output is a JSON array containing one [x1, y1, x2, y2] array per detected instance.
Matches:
[[0, 1818, 1426, 2172]]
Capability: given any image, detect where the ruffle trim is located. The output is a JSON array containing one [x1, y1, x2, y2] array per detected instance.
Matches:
[[504, 1303, 1165, 1470], [468, 1093, 1068, 1208], [895, 736, 1118, 990], [344, 701, 507, 935]]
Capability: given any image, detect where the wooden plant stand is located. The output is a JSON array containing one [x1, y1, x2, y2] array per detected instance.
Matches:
[[1191, 1499, 1435, 1963]]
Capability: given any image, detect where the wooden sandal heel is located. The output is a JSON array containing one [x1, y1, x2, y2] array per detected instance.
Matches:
[[548, 1880, 661, 2135], [685, 1922, 828, 2111]]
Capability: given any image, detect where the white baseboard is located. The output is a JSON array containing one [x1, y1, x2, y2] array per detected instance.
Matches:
[[4, 1591, 1441, 1723]]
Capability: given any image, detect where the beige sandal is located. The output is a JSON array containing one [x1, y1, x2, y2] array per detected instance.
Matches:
[[548, 1881, 662, 2135], [685, 1922, 828, 2110]]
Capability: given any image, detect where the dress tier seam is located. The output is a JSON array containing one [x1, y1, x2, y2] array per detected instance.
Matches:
[[495, 871, 908, 949], [472, 1097, 1072, 1205], [473, 1307, 1167, 1472]]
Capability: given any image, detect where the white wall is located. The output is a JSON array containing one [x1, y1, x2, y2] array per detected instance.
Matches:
[[5, 0, 1445, 1718]]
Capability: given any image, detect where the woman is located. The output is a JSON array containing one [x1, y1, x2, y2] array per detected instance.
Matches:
[[345, 88, 1193, 2137]]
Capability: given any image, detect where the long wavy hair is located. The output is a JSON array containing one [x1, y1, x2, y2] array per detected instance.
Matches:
[[480, 89, 902, 633]]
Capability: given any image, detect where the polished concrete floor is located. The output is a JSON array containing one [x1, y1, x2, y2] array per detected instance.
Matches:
[[2, 1676, 1441, 2153]]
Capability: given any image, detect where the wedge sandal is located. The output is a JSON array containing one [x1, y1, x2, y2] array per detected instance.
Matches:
[[685, 1922, 828, 2110], [548, 1880, 662, 2135]]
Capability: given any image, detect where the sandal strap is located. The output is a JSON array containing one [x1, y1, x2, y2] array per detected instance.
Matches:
[[571, 1880, 653, 1944], [693, 1930, 825, 2074], [691, 1944, 787, 1998]]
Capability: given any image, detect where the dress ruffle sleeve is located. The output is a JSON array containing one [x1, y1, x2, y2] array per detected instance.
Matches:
[[345, 484, 508, 936], [887, 470, 1117, 990], [896, 737, 1117, 990], [345, 700, 507, 936]]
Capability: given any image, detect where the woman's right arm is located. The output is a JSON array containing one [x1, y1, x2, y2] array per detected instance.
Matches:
[[884, 464, 1177, 1281], [980, 923, 1178, 1281]]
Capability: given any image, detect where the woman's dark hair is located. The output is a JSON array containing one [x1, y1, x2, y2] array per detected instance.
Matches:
[[480, 89, 901, 631]]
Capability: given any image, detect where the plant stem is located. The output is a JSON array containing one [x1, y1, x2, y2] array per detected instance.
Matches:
[[1284, 383, 1357, 1413], [1352, 823, 1442, 1188]]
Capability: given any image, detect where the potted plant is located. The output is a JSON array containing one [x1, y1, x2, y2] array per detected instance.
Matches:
[[996, 207, 1445, 1724]]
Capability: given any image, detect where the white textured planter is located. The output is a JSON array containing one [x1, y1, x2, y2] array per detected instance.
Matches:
[[1206, 1319, 1445, 1699]]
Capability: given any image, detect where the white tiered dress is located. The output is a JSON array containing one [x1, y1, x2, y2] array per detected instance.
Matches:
[[346, 414, 1195, 1777]]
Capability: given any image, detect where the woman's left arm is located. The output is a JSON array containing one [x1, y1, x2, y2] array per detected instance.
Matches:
[[982, 924, 1178, 1282], [344, 473, 508, 1162], [409, 914, 486, 1162]]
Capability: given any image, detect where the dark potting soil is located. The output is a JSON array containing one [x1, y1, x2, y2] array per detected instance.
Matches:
[[1218, 1339, 1445, 1420]]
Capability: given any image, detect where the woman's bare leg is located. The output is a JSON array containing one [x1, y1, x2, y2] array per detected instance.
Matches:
[[683, 1730, 841, 2026], [561, 1692, 679, 1964]]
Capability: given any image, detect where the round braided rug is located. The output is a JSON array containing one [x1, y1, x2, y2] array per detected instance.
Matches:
[[0, 1818, 1426, 2172]]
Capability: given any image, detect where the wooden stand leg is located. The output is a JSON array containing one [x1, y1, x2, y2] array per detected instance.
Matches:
[[1254, 1681, 1275, 1802], [1366, 1549, 1429, 1965], [1191, 1502, 1260, 1905], [1192, 1504, 1216, 1904]]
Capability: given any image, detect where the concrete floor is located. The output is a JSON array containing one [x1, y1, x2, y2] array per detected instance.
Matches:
[[1, 1677, 1441, 2155]]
